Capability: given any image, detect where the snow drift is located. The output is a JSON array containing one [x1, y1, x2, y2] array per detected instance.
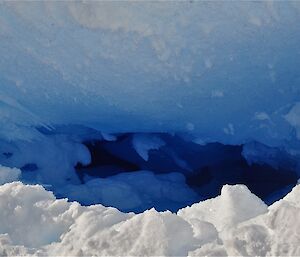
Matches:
[[0, 168, 299, 256]]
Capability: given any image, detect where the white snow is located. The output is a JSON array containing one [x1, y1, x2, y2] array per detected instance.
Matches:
[[178, 184, 268, 232], [0, 178, 299, 256]]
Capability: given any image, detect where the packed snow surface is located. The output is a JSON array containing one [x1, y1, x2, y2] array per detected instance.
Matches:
[[0, 165, 299, 256]]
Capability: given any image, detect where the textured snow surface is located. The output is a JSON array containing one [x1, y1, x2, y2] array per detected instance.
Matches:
[[0, 1, 300, 152], [0, 172, 299, 256]]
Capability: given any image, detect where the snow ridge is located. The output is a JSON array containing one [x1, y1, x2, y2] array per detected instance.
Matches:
[[0, 165, 299, 256]]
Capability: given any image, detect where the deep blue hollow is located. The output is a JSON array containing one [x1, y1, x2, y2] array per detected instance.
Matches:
[[74, 133, 299, 212]]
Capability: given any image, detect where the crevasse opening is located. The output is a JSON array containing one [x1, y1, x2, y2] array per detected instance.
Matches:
[[75, 133, 298, 212], [1, 127, 298, 213]]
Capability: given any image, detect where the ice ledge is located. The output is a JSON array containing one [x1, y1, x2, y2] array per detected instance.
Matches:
[[0, 1, 300, 151]]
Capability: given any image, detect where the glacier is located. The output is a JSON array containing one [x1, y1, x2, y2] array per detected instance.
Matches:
[[0, 1, 300, 255]]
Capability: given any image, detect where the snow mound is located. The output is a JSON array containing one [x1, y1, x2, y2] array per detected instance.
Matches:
[[0, 178, 300, 256], [178, 184, 268, 231]]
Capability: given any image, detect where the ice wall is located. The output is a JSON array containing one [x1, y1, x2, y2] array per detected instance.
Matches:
[[0, 1, 300, 153]]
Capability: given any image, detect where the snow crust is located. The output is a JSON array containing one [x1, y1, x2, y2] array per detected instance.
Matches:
[[0, 1, 300, 154], [0, 174, 299, 256]]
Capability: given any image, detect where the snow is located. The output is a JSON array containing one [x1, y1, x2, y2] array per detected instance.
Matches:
[[0, 179, 299, 256], [0, 1, 300, 255], [0, 1, 299, 180], [178, 184, 268, 232], [58, 171, 199, 213], [0, 135, 91, 186], [0, 1, 299, 153]]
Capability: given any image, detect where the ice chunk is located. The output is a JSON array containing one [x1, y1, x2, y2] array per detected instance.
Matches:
[[178, 184, 268, 231], [132, 134, 165, 161], [285, 102, 300, 139], [0, 135, 91, 186], [242, 141, 297, 170]]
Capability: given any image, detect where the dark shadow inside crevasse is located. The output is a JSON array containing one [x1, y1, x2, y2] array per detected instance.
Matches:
[[75, 133, 299, 211], [186, 160, 298, 205], [76, 140, 140, 182]]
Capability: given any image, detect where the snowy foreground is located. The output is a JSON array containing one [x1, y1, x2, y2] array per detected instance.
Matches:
[[0, 166, 299, 256]]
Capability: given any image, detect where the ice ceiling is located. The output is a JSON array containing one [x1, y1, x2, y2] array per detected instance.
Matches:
[[0, 1, 300, 212], [0, 1, 299, 144]]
